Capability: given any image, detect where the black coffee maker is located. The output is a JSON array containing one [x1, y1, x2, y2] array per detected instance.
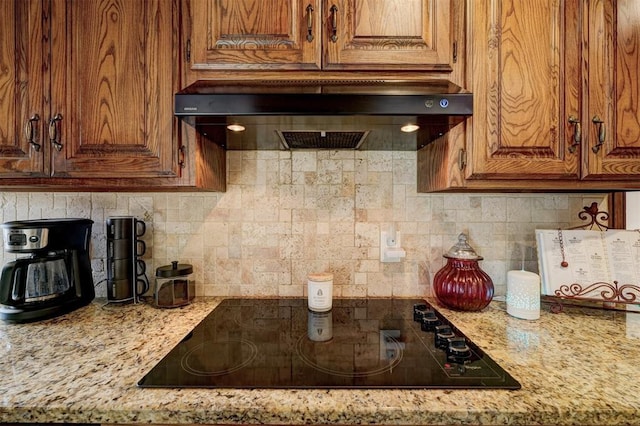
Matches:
[[0, 218, 95, 322]]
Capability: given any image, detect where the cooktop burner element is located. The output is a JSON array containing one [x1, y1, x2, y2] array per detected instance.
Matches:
[[138, 298, 521, 389], [181, 338, 258, 377]]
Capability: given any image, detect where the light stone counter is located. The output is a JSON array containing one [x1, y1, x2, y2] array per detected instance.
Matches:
[[1, 297, 639, 425]]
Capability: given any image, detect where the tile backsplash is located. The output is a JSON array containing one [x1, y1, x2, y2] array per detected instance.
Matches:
[[0, 151, 606, 299]]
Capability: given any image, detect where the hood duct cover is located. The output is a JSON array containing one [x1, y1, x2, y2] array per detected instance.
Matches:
[[175, 80, 473, 150]]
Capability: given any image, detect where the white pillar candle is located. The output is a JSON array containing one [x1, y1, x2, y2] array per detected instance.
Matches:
[[506, 270, 540, 320]]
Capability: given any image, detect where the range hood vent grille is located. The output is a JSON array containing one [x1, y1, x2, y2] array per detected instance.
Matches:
[[277, 130, 369, 150]]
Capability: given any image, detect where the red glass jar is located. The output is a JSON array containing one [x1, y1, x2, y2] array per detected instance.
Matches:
[[433, 233, 494, 311]]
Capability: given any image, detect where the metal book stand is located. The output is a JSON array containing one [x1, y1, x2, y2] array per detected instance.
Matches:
[[546, 202, 640, 313]]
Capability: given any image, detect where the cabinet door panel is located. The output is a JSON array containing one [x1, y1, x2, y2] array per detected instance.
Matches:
[[188, 0, 321, 70], [0, 0, 47, 177], [50, 0, 176, 178], [469, 0, 580, 179], [583, 0, 640, 179], [324, 0, 452, 70]]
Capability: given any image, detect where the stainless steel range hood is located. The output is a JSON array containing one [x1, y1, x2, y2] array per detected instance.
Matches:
[[175, 80, 472, 150]]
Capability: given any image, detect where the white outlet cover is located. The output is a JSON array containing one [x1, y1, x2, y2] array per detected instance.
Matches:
[[380, 231, 405, 262]]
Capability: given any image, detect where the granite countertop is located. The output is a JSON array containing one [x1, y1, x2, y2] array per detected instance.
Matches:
[[1, 297, 639, 425]]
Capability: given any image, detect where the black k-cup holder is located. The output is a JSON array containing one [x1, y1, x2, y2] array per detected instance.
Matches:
[[105, 216, 148, 304]]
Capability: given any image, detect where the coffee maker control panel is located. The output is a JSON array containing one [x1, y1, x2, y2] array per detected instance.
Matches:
[[3, 228, 49, 251]]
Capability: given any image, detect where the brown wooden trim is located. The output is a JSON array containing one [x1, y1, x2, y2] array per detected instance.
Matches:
[[608, 192, 626, 229]]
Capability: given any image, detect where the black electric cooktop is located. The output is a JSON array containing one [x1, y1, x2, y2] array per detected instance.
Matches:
[[138, 298, 521, 390]]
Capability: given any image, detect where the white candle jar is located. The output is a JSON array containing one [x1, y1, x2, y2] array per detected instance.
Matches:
[[506, 270, 541, 320], [307, 272, 333, 312]]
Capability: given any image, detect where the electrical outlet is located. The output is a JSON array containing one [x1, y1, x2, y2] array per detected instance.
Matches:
[[380, 230, 406, 262]]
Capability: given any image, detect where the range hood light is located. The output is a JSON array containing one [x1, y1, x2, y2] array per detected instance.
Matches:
[[400, 124, 420, 133], [227, 124, 246, 132]]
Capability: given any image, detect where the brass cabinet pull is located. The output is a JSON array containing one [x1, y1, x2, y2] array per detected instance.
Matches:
[[329, 5, 338, 42], [458, 148, 467, 171], [24, 114, 41, 151], [179, 144, 186, 169], [567, 115, 581, 153], [48, 114, 63, 151], [305, 4, 314, 42], [591, 115, 605, 153]]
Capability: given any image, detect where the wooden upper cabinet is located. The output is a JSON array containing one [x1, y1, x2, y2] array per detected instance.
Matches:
[[1, 0, 177, 181], [420, 0, 640, 192], [0, 0, 224, 191], [582, 0, 640, 180], [325, 0, 452, 70], [49, 0, 176, 178], [470, 0, 640, 184], [185, 0, 455, 71], [0, 0, 47, 178], [187, 0, 322, 70], [468, 0, 581, 180]]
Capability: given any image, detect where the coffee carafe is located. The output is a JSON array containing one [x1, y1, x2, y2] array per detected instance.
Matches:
[[0, 218, 95, 322]]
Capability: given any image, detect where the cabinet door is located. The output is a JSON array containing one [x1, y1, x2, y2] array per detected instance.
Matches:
[[583, 0, 640, 179], [186, 0, 322, 70], [467, 0, 581, 180], [49, 0, 177, 178], [324, 0, 453, 70], [0, 0, 47, 178]]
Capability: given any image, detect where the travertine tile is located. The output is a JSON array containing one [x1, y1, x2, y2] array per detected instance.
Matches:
[[0, 151, 609, 300]]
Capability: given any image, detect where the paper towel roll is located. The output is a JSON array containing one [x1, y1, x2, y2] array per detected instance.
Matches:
[[506, 270, 540, 320]]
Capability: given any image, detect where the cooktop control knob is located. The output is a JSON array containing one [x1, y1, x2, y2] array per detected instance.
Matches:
[[434, 325, 456, 349], [420, 310, 441, 332], [413, 304, 429, 322], [446, 336, 472, 363]]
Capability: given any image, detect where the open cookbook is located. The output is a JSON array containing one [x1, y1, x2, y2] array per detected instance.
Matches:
[[535, 229, 640, 301]]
